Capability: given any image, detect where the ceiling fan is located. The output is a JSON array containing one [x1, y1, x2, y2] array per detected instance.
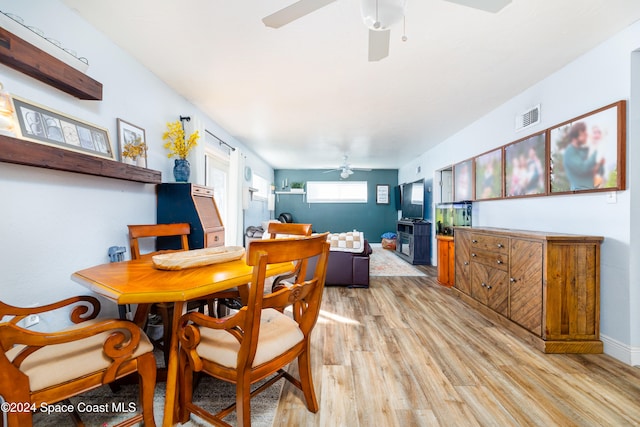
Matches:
[[323, 156, 372, 179], [262, 0, 512, 62]]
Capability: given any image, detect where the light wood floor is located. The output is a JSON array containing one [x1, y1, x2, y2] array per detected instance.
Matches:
[[274, 267, 640, 426]]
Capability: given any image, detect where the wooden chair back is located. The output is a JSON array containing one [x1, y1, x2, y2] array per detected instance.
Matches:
[[0, 296, 156, 426], [266, 222, 312, 238], [177, 232, 330, 426], [128, 223, 190, 260]]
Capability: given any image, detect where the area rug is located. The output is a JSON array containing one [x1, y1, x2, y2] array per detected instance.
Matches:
[[31, 372, 281, 426], [369, 244, 426, 277]]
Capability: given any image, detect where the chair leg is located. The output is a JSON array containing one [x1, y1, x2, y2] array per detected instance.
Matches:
[[297, 348, 319, 413], [178, 350, 194, 423], [236, 374, 252, 427], [138, 352, 157, 426]]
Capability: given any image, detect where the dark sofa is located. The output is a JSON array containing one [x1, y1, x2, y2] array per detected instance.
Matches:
[[323, 239, 372, 288]]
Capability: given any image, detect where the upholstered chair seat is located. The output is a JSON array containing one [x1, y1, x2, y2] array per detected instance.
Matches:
[[5, 321, 154, 392], [193, 308, 304, 369]]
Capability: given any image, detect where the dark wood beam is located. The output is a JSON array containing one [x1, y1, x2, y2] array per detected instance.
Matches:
[[0, 134, 161, 184], [0, 27, 103, 100]]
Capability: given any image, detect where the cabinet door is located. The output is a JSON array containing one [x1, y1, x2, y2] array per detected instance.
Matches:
[[454, 230, 471, 294], [471, 262, 508, 316], [509, 238, 543, 336]]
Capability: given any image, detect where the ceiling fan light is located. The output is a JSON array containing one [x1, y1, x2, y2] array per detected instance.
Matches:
[[361, 0, 407, 31], [340, 170, 350, 179]]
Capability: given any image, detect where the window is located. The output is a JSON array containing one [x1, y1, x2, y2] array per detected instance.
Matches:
[[306, 181, 368, 203], [252, 173, 269, 201]]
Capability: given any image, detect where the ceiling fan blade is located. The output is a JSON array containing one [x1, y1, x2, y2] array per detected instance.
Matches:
[[368, 29, 390, 62], [442, 0, 511, 13], [262, 0, 338, 28]]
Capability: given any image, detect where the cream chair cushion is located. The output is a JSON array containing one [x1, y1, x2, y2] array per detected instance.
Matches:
[[6, 321, 154, 392], [196, 308, 304, 368]]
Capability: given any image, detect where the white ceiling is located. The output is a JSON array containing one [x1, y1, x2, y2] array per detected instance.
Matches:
[[63, 0, 640, 170]]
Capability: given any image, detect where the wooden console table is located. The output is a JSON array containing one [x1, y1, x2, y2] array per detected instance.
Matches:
[[453, 227, 603, 354]]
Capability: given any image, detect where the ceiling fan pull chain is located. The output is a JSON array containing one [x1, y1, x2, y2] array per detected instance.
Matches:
[[374, 0, 381, 29]]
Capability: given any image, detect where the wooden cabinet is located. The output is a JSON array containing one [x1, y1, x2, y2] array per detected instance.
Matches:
[[396, 220, 431, 265], [156, 183, 224, 250], [436, 235, 455, 286], [453, 227, 603, 354], [454, 228, 472, 295]]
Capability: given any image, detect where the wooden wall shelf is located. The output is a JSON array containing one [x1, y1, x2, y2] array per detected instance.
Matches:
[[0, 27, 103, 100], [0, 134, 161, 184]]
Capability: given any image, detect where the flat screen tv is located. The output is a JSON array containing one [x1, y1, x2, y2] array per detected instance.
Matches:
[[401, 179, 424, 220]]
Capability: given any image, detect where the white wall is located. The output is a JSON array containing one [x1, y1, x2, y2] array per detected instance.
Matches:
[[400, 20, 640, 365], [0, 0, 273, 326]]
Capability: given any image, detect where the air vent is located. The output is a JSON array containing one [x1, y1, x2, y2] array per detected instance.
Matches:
[[515, 104, 540, 132]]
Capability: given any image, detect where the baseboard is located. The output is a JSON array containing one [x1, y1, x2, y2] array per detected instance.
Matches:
[[601, 334, 640, 366]]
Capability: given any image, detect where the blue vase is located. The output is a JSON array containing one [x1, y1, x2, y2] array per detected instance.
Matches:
[[173, 158, 190, 182]]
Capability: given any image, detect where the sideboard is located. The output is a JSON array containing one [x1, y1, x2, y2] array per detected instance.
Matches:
[[453, 227, 603, 354]]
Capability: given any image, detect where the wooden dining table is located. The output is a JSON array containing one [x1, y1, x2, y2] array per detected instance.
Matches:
[[71, 255, 294, 427]]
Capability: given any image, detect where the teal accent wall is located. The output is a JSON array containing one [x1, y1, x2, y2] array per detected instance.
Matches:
[[274, 169, 399, 243]]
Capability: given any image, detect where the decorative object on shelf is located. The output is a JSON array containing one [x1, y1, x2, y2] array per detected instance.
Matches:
[[173, 158, 190, 182], [163, 116, 199, 182], [0, 82, 16, 136], [290, 181, 304, 192], [12, 95, 114, 159], [117, 118, 147, 167]]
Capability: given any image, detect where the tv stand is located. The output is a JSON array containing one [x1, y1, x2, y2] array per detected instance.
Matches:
[[396, 220, 431, 265]]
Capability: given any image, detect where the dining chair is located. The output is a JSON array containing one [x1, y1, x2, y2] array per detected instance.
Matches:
[[266, 222, 312, 239], [127, 223, 240, 364], [266, 222, 313, 293], [0, 296, 156, 427], [176, 232, 330, 426]]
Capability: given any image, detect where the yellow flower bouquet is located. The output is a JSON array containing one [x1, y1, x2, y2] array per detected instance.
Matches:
[[122, 136, 147, 161], [162, 120, 199, 159]]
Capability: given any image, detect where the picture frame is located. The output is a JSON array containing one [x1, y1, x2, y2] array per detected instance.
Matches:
[[117, 118, 147, 167], [475, 148, 503, 200], [11, 96, 114, 159], [504, 132, 547, 198], [549, 101, 626, 194], [376, 184, 390, 204], [453, 158, 474, 202]]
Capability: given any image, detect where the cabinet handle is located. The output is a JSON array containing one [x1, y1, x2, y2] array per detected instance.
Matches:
[[486, 285, 492, 289], [497, 243, 504, 248], [471, 253, 477, 257], [497, 260, 503, 264], [464, 261, 469, 265], [481, 283, 486, 288], [214, 235, 219, 241], [510, 277, 516, 283], [472, 239, 478, 243]]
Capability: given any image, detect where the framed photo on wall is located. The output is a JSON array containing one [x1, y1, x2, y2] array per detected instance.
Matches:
[[549, 101, 626, 194], [12, 96, 114, 159], [453, 158, 474, 201], [117, 118, 147, 167], [475, 148, 503, 200], [504, 132, 547, 198], [376, 184, 390, 204]]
